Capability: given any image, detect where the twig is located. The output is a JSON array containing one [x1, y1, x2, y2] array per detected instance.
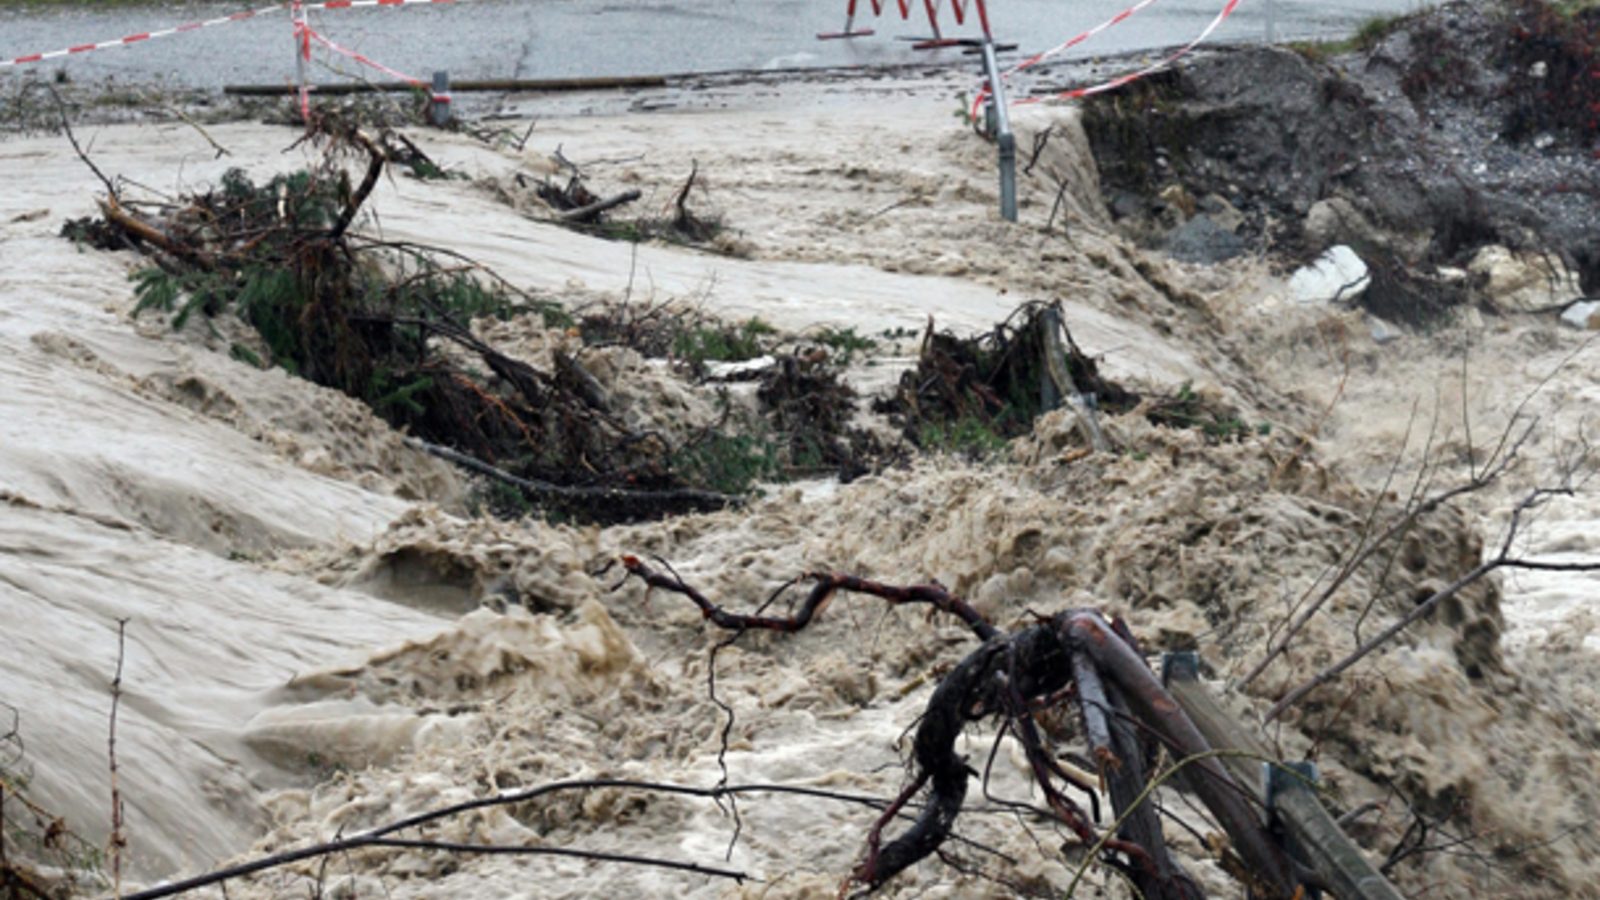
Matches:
[[49, 85, 117, 199], [113, 778, 1018, 900], [119, 779, 757, 900], [1264, 483, 1600, 722], [1240, 413, 1534, 691], [404, 437, 743, 510], [142, 92, 231, 159], [109, 618, 130, 900], [364, 837, 747, 879], [329, 128, 386, 241]]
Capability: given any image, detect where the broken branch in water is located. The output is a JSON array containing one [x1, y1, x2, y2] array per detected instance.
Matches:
[[49, 85, 117, 200], [1266, 479, 1600, 722], [558, 188, 642, 222], [112, 778, 1022, 900], [614, 561, 1310, 899], [405, 438, 743, 512], [108, 618, 129, 900]]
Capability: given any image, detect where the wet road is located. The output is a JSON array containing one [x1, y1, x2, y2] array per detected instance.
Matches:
[[1, 0, 1433, 89]]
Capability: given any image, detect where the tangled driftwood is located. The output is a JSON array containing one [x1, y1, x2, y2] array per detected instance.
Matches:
[[617, 557, 1311, 899]]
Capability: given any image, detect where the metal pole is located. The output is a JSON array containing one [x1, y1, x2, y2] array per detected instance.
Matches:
[[979, 39, 1016, 223], [429, 70, 452, 126], [292, 1, 309, 118], [1161, 653, 1408, 900]]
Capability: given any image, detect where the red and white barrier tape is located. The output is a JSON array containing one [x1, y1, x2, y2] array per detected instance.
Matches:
[[2, 3, 284, 68], [1, 0, 464, 70], [301, 22, 429, 89], [973, 0, 1242, 117], [1004, 0, 1167, 76]]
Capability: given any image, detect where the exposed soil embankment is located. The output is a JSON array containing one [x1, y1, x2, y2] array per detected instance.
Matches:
[[1082, 0, 1600, 298]]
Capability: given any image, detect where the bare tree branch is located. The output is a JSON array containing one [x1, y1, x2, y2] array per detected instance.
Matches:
[[1264, 480, 1600, 722]]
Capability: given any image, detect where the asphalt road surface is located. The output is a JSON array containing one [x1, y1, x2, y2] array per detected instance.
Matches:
[[0, 0, 1437, 90]]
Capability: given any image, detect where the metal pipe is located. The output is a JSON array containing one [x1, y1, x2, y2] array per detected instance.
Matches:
[[979, 39, 1016, 223], [428, 70, 452, 126]]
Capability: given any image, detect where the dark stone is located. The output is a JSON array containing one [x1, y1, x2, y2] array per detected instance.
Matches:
[[1108, 189, 1146, 221], [1165, 215, 1246, 265]]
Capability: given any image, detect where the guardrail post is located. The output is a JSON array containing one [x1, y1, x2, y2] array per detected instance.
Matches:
[[978, 39, 1017, 223], [1264, 761, 1324, 900], [429, 70, 452, 126], [1161, 652, 1407, 900]]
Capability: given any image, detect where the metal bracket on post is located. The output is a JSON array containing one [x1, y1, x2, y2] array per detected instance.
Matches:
[[1160, 650, 1202, 686], [429, 70, 452, 126], [1264, 761, 1324, 900], [978, 39, 1016, 223]]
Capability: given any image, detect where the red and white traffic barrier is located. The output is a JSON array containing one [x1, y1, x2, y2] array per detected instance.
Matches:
[[820, 0, 992, 47], [1, 3, 284, 69]]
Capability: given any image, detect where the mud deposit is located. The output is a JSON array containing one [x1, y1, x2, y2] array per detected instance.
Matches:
[[4, 7, 1600, 900]]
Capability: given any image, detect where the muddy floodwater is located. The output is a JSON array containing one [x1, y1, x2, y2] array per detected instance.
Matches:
[[5, 2, 1600, 900]]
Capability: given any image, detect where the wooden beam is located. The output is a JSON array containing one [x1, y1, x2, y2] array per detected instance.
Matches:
[[1162, 659, 1406, 900], [224, 75, 668, 97]]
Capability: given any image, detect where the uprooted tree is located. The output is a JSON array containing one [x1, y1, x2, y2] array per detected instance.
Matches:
[[60, 111, 843, 522], [616, 557, 1313, 900]]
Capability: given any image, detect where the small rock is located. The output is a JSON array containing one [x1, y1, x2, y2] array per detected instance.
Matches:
[[1108, 189, 1145, 221], [1530, 60, 1548, 79], [1457, 306, 1485, 329], [704, 355, 777, 380], [1533, 133, 1556, 150], [1304, 196, 1380, 249], [1197, 193, 1245, 233], [1560, 300, 1600, 330], [1158, 183, 1195, 218], [1468, 244, 1584, 312], [1165, 214, 1246, 265], [1367, 314, 1402, 345], [1436, 265, 1468, 283], [1289, 245, 1370, 304]]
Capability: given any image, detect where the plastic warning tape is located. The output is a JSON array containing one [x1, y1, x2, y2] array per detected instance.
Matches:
[[973, 0, 1241, 115], [301, 22, 429, 89], [1005, 0, 1167, 77], [1, 4, 284, 68], [1, 0, 465, 70]]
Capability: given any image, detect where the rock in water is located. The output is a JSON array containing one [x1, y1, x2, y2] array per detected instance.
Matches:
[[1469, 245, 1585, 313], [1559, 300, 1600, 330], [1166, 214, 1246, 265], [1289, 245, 1370, 304]]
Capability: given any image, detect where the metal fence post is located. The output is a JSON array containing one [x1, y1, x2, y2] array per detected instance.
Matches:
[[429, 70, 452, 126], [978, 39, 1016, 223], [292, 1, 310, 118]]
